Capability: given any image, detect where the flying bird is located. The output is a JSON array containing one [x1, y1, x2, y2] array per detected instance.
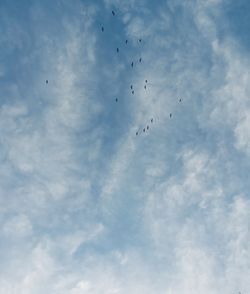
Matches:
[[139, 58, 142, 63], [46, 80, 48, 84], [101, 26, 104, 32], [179, 98, 182, 102], [144, 85, 146, 89], [131, 62, 134, 67], [151, 118, 153, 123], [170, 113, 172, 118], [117, 48, 119, 53], [115, 98, 118, 102], [147, 126, 149, 130], [136, 132, 138, 136], [145, 80, 148, 83], [139, 39, 142, 42], [112, 10, 115, 16], [132, 90, 134, 95], [125, 40, 128, 44], [131, 85, 133, 89], [143, 128, 145, 132]]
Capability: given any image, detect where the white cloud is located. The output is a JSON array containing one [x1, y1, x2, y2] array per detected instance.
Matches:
[[3, 214, 33, 237], [205, 38, 250, 156], [1, 0, 250, 293]]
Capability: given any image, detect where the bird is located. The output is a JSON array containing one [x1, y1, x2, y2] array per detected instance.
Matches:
[[170, 113, 172, 118], [143, 128, 145, 132], [132, 90, 134, 95], [131, 85, 133, 89], [115, 98, 118, 102], [117, 48, 119, 53], [125, 40, 128, 44], [112, 10, 115, 16], [46, 80, 48, 84], [101, 26, 104, 32], [147, 126, 149, 130], [179, 98, 182, 102], [139, 58, 142, 63], [145, 80, 148, 83], [136, 132, 138, 136], [139, 39, 142, 42], [144, 85, 146, 89], [151, 118, 153, 123], [131, 62, 134, 67]]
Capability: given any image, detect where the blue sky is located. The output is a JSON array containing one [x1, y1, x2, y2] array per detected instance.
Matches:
[[1, 0, 250, 293]]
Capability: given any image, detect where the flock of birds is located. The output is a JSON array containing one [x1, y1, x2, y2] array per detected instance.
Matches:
[[100, 10, 178, 137], [45, 10, 183, 137]]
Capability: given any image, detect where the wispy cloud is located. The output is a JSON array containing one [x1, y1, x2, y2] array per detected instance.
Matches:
[[1, 0, 250, 293]]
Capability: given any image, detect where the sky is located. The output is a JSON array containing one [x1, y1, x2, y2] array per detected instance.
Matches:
[[0, 0, 250, 293]]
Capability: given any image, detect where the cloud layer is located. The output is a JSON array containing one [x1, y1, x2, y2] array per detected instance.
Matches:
[[0, 0, 250, 293]]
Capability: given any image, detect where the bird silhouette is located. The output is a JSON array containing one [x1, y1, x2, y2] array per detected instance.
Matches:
[[170, 113, 172, 118], [144, 85, 146, 89], [117, 48, 119, 53], [179, 98, 182, 102], [132, 90, 134, 95], [115, 98, 118, 102], [147, 126, 149, 130], [46, 80, 48, 84], [139, 39, 142, 42], [125, 40, 128, 44], [131, 85, 133, 89], [139, 58, 142, 63], [112, 10, 115, 16], [101, 26, 104, 32], [143, 128, 145, 132], [131, 62, 134, 67], [136, 132, 138, 136], [151, 118, 153, 123]]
